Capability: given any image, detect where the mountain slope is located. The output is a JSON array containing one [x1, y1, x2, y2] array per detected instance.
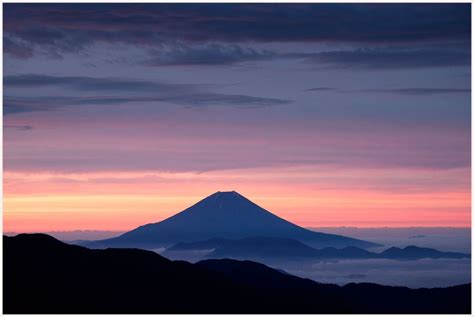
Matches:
[[165, 236, 321, 260], [84, 191, 378, 249], [4, 234, 470, 314]]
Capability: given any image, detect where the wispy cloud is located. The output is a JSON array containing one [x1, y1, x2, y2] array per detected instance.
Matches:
[[4, 95, 290, 115], [144, 44, 472, 69], [305, 87, 337, 92], [300, 48, 470, 69], [4, 36, 34, 59], [4, 74, 194, 93], [4, 125, 34, 131], [145, 44, 275, 66], [355, 88, 471, 95], [158, 93, 289, 108], [4, 75, 290, 115], [303, 87, 470, 95]]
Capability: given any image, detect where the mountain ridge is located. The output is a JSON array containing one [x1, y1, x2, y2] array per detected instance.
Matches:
[[164, 236, 470, 261], [4, 233, 470, 314]]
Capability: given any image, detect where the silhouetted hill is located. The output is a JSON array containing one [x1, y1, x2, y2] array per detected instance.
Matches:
[[167, 236, 320, 259], [83, 191, 379, 249], [4, 234, 470, 313], [381, 245, 469, 259], [197, 258, 320, 289], [168, 237, 233, 250], [198, 259, 470, 314], [165, 236, 469, 261]]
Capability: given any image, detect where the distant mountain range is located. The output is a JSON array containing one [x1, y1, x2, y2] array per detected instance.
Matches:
[[379, 246, 469, 259], [82, 191, 379, 249], [4, 234, 470, 314], [164, 236, 470, 261], [4, 230, 123, 241]]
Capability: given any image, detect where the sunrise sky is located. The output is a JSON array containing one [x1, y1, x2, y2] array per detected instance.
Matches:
[[3, 3, 471, 232]]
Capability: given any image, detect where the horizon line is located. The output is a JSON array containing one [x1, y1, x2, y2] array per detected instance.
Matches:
[[4, 225, 472, 234]]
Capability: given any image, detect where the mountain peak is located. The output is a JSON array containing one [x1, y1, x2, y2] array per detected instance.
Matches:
[[213, 190, 238, 195], [211, 190, 241, 197], [201, 191, 251, 209], [86, 191, 380, 249]]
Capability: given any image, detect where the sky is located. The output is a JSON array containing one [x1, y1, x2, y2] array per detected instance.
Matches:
[[3, 3, 471, 232]]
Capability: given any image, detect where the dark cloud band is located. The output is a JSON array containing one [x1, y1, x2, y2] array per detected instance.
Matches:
[[4, 3, 470, 61], [4, 74, 290, 115]]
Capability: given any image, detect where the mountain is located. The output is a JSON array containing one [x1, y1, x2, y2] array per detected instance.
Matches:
[[165, 236, 470, 262], [4, 234, 470, 313], [165, 236, 321, 260], [84, 191, 379, 249], [380, 246, 469, 259]]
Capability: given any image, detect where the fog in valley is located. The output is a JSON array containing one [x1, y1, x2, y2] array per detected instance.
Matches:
[[7, 227, 470, 288], [311, 227, 471, 253], [161, 227, 471, 288]]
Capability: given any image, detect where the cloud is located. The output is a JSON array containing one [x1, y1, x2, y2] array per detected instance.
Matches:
[[4, 4, 470, 59], [4, 74, 289, 114], [4, 125, 34, 131], [146, 43, 472, 69], [303, 87, 470, 95], [157, 93, 289, 107], [3, 97, 59, 115], [4, 37, 34, 59], [4, 74, 194, 93], [301, 48, 471, 69], [282, 258, 470, 288], [145, 44, 275, 66], [4, 74, 290, 115], [305, 87, 337, 92], [4, 95, 289, 115], [355, 88, 471, 95]]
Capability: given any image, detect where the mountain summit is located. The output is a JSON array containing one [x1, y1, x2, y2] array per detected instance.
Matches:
[[85, 191, 379, 249]]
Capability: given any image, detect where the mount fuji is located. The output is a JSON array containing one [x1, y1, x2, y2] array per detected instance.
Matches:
[[84, 191, 379, 249]]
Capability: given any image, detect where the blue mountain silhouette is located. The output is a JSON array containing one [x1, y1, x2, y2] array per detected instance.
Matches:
[[166, 236, 469, 261], [380, 246, 469, 259], [84, 191, 379, 249]]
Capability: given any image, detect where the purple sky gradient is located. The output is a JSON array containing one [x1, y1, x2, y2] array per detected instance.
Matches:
[[3, 4, 471, 231]]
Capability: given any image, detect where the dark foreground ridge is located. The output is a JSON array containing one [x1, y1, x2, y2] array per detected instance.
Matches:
[[4, 234, 471, 314], [84, 191, 380, 249]]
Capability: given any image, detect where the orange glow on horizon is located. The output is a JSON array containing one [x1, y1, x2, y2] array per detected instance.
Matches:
[[4, 165, 470, 232]]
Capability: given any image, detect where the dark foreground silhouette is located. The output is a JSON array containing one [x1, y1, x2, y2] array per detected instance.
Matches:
[[4, 234, 471, 314]]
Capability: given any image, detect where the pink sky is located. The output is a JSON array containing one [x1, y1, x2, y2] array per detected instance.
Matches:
[[4, 4, 470, 232], [4, 164, 470, 232]]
